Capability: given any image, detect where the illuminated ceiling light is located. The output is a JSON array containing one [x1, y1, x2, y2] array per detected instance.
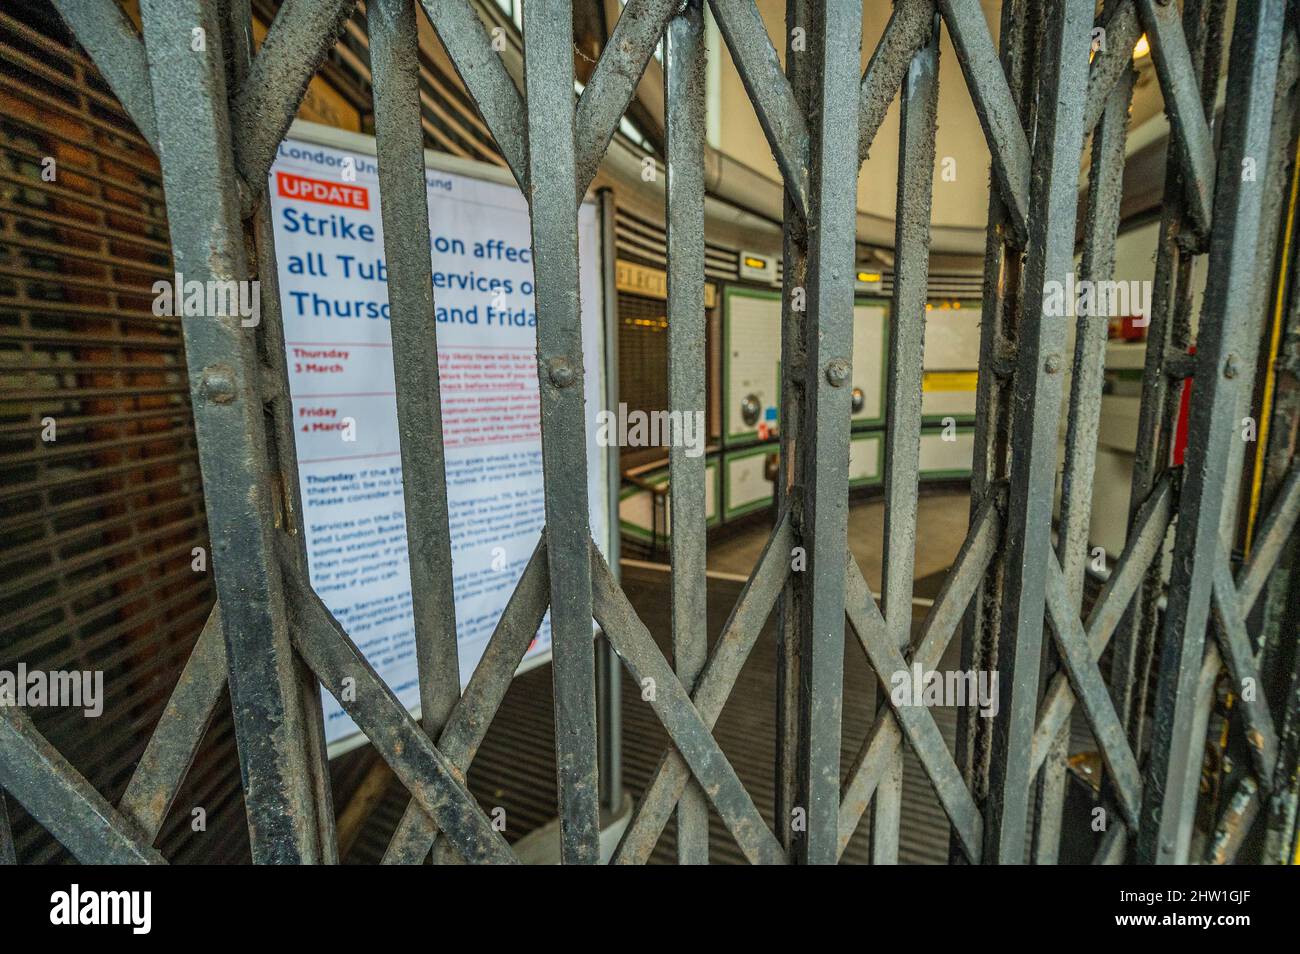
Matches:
[[1134, 34, 1151, 59]]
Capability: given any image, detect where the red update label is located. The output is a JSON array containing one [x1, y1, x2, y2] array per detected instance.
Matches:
[[275, 170, 369, 210]]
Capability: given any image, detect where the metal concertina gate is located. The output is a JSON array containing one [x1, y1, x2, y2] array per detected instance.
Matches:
[[2, 0, 1299, 866]]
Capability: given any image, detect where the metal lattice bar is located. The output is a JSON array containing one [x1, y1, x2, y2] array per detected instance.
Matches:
[[575, 0, 678, 197], [0, 0, 1293, 867], [592, 549, 784, 864], [708, 0, 810, 221], [1136, 0, 1218, 235], [664, 0, 709, 865], [369, 0, 463, 754], [844, 560, 984, 860], [383, 535, 552, 864], [954, 0, 1039, 852], [773, 0, 811, 856], [1030, 478, 1176, 774], [140, 0, 329, 863], [613, 508, 793, 864], [418, 0, 529, 187], [1035, 0, 1136, 864], [1138, 0, 1287, 864], [117, 608, 228, 841], [984, 0, 1092, 865], [1110, 0, 1226, 779], [522, 0, 601, 865], [874, 11, 940, 865], [233, 0, 356, 206], [857, 0, 933, 165], [48, 0, 160, 151], [838, 491, 1002, 859], [290, 584, 517, 863], [790, 0, 861, 866], [0, 707, 163, 865], [937, 0, 1031, 243]]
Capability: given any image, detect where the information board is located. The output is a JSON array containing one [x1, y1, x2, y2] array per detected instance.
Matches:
[[268, 124, 608, 753]]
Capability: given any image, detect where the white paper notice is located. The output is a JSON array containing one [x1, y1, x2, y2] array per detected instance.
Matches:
[[268, 135, 607, 750]]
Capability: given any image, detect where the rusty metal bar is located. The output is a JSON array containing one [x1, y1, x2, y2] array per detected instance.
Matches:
[[575, 0, 680, 198], [872, 10, 940, 865], [233, 0, 356, 203], [118, 607, 228, 842], [368, 0, 463, 759], [1109, 0, 1226, 772], [792, 0, 862, 865], [1241, 465, 1300, 613], [591, 549, 785, 864], [289, 584, 517, 864], [844, 560, 984, 860], [1034, 13, 1135, 859], [0, 707, 164, 865], [839, 492, 1001, 859], [1030, 477, 1175, 772], [983, 0, 1091, 865], [48, 0, 158, 150], [1083, 0, 1140, 134], [1135, 0, 1217, 236], [614, 509, 792, 864], [1042, 555, 1143, 829], [522, 0, 602, 865], [936, 0, 1031, 244], [663, 0, 709, 865], [1138, 0, 1286, 864], [138, 0, 326, 864], [417, 0, 529, 189], [774, 0, 811, 859], [382, 536, 551, 864], [707, 0, 809, 221], [954, 0, 1038, 862], [858, 0, 934, 165], [1210, 552, 1278, 786]]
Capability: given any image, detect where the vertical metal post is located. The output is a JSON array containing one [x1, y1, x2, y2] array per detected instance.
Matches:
[[1139, 0, 1286, 864], [368, 0, 463, 763], [522, 0, 602, 864], [794, 0, 861, 865], [664, 0, 709, 865], [1110, 0, 1225, 770], [954, 0, 1036, 861], [138, 0, 323, 863], [775, 0, 811, 858], [597, 187, 623, 815], [225, 0, 339, 863], [1034, 7, 1136, 863], [874, 13, 940, 865], [984, 0, 1090, 864]]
